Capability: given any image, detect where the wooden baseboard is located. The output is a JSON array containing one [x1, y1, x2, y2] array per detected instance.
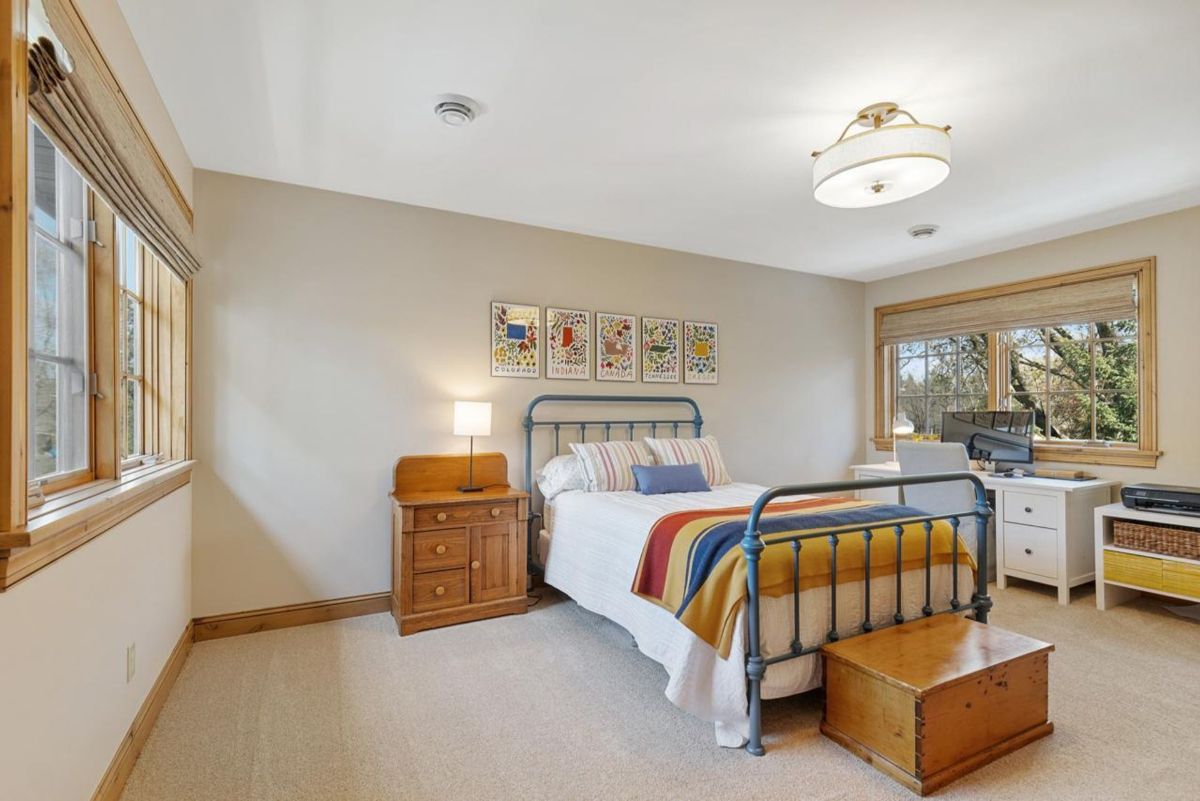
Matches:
[[91, 621, 193, 801], [193, 592, 391, 642]]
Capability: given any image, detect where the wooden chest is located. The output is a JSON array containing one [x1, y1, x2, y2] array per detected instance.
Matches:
[[821, 615, 1053, 796], [391, 452, 528, 636]]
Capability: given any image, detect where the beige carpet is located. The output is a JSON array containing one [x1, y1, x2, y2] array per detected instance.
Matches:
[[120, 583, 1200, 801]]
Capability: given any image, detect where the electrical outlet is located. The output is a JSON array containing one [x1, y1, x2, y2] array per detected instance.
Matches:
[[126, 643, 136, 683]]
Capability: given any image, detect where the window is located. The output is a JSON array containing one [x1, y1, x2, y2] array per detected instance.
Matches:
[[27, 123, 90, 486], [118, 221, 144, 462], [1004, 321, 1138, 444], [874, 260, 1157, 467], [894, 334, 989, 437]]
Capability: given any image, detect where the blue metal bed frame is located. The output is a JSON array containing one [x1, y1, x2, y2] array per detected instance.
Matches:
[[522, 394, 993, 756]]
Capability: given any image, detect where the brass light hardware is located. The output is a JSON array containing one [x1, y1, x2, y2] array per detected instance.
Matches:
[[434, 586, 445, 596], [435, 544, 447, 555], [436, 512, 447, 522], [490, 507, 501, 517], [471, 560, 481, 570]]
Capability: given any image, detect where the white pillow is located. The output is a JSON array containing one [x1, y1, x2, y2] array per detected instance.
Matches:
[[535, 454, 585, 500], [569, 440, 656, 492], [643, 435, 731, 486]]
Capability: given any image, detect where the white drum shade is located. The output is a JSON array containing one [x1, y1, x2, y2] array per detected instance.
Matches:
[[813, 124, 951, 208]]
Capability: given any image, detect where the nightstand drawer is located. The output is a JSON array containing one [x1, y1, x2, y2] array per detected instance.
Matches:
[[413, 529, 468, 572], [412, 568, 467, 612], [1004, 491, 1058, 530], [414, 501, 517, 530], [1004, 522, 1058, 578]]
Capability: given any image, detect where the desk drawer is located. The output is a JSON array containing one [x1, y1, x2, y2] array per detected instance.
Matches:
[[413, 529, 468, 572], [412, 568, 467, 612], [1003, 491, 1058, 530], [1004, 522, 1058, 579], [415, 501, 517, 530]]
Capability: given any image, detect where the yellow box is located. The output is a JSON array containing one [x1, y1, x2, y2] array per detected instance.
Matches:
[[1104, 550, 1163, 590], [1163, 560, 1200, 599]]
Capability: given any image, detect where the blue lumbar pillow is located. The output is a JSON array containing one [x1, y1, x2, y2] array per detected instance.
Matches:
[[631, 463, 711, 495]]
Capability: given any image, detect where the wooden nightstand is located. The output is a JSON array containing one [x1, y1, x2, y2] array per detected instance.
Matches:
[[391, 452, 529, 635]]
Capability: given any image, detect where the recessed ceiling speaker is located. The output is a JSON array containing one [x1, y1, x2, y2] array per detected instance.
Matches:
[[434, 94, 480, 127], [907, 224, 940, 239]]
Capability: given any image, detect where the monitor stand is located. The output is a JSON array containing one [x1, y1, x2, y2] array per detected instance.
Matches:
[[990, 461, 1036, 478]]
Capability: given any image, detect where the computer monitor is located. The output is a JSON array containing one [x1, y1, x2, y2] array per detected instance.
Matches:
[[941, 411, 1034, 466]]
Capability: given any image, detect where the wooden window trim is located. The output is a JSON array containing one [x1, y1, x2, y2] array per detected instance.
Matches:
[[873, 258, 1159, 468], [0, 459, 194, 590]]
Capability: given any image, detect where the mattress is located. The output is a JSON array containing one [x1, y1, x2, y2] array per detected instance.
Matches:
[[540, 483, 974, 747]]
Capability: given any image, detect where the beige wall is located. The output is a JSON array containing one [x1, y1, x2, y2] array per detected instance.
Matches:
[[863, 205, 1200, 487], [0, 486, 191, 801], [191, 170, 866, 617], [75, 0, 194, 203]]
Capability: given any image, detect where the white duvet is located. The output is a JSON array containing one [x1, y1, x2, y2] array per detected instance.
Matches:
[[541, 483, 975, 747]]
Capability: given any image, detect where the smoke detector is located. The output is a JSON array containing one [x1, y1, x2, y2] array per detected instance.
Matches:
[[434, 94, 480, 127], [907, 224, 940, 240]]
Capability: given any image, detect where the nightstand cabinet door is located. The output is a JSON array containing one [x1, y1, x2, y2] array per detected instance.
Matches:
[[472, 521, 521, 603]]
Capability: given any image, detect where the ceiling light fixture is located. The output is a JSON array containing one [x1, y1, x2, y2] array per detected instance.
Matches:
[[434, 94, 480, 127], [907, 224, 940, 239], [812, 102, 951, 209]]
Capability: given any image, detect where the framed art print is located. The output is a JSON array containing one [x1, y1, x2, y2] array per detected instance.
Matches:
[[596, 312, 637, 382], [641, 317, 679, 383], [490, 301, 540, 378], [546, 307, 590, 380], [683, 320, 718, 384]]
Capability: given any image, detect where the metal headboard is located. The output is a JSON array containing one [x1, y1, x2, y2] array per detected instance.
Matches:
[[521, 394, 703, 570]]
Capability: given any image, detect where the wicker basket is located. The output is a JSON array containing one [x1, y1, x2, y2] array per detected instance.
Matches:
[[1113, 519, 1200, 560]]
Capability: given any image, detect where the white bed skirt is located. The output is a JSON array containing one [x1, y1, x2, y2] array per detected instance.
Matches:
[[541, 483, 976, 747]]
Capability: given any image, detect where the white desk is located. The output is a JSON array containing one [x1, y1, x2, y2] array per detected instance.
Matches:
[[850, 462, 1118, 605]]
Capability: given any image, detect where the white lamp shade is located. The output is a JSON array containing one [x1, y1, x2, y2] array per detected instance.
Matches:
[[892, 410, 916, 437], [453, 401, 492, 437], [813, 124, 951, 208]]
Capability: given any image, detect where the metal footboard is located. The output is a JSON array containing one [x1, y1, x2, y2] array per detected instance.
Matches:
[[740, 472, 992, 756]]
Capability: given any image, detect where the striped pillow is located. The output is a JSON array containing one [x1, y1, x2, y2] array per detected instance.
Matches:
[[569, 440, 656, 492], [643, 435, 731, 486]]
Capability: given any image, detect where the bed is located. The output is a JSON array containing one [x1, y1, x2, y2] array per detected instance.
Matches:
[[523, 395, 992, 754]]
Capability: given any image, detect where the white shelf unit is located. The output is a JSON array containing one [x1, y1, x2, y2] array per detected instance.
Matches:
[[1094, 502, 1200, 610]]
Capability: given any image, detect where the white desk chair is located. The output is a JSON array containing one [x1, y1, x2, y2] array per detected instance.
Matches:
[[895, 441, 996, 581]]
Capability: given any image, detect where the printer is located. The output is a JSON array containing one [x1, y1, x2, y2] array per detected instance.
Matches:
[[1120, 484, 1200, 516]]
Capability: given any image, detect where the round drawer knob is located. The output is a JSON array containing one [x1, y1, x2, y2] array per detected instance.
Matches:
[[1024, 547, 1033, 555], [436, 512, 448, 522], [435, 544, 447, 555], [471, 560, 481, 570], [434, 586, 445, 596], [490, 508, 501, 518], [1024, 507, 1033, 514]]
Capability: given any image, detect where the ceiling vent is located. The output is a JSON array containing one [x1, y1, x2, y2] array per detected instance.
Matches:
[[434, 95, 480, 127], [907, 224, 940, 240]]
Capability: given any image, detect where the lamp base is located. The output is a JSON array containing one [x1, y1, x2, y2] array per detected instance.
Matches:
[[458, 485, 484, 493]]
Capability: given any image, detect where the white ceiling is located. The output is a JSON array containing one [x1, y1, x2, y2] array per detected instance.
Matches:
[[118, 0, 1200, 281]]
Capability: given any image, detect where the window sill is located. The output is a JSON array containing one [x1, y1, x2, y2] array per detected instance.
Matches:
[[871, 438, 1160, 469], [0, 460, 194, 591]]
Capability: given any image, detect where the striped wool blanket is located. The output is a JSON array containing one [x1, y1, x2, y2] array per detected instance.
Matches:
[[631, 497, 975, 658]]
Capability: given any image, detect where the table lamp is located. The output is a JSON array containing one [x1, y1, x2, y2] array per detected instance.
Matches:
[[892, 410, 915, 462], [453, 401, 492, 492]]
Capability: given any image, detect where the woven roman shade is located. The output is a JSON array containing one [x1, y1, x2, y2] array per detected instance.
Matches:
[[26, 0, 201, 281], [879, 274, 1137, 345]]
